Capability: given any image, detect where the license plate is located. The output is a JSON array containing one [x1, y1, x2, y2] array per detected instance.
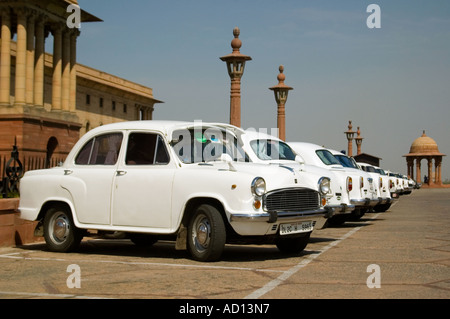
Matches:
[[280, 221, 314, 235]]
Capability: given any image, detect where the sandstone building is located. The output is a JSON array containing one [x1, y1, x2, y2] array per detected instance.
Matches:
[[0, 0, 162, 172]]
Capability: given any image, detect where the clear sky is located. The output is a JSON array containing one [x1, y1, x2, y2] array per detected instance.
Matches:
[[75, 0, 450, 181]]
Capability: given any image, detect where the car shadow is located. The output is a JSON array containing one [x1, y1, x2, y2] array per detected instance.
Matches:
[[15, 237, 335, 263]]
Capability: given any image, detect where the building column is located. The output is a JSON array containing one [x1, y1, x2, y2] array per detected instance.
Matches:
[[69, 30, 79, 113], [427, 158, 433, 185], [416, 158, 421, 184], [435, 157, 442, 185], [34, 16, 46, 107], [61, 30, 70, 111], [0, 10, 12, 105], [15, 9, 28, 106], [26, 14, 36, 105], [51, 24, 63, 110]]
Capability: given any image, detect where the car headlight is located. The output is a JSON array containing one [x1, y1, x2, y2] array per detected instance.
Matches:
[[251, 177, 266, 196], [318, 177, 331, 195]]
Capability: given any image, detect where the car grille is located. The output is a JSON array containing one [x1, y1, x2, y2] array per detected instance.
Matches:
[[263, 188, 320, 212]]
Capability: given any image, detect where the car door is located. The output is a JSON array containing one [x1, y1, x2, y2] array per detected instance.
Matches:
[[61, 132, 123, 225], [111, 131, 175, 228]]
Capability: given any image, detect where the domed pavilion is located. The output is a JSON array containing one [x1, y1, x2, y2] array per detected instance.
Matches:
[[404, 131, 446, 186]]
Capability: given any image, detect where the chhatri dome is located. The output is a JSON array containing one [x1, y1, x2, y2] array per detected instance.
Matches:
[[407, 131, 445, 156], [404, 131, 446, 186]]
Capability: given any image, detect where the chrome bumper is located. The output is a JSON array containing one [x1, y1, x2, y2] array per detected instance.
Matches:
[[326, 203, 356, 215], [350, 198, 379, 206], [230, 208, 329, 230]]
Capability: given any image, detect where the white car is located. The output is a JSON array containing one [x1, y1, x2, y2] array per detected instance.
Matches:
[[19, 121, 328, 261], [384, 170, 401, 199], [373, 165, 396, 211], [357, 162, 392, 211], [224, 128, 354, 226], [289, 143, 379, 220]]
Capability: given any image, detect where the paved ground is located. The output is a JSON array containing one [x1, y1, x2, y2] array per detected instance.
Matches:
[[0, 188, 449, 301]]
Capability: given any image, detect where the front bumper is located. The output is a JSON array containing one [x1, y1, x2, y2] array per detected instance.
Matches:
[[230, 208, 329, 230], [350, 198, 379, 207], [326, 203, 356, 215]]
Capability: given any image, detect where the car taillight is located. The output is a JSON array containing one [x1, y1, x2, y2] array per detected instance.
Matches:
[[360, 176, 364, 188], [347, 177, 353, 192], [379, 177, 383, 188]]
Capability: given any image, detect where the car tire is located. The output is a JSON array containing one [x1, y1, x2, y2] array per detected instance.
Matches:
[[187, 204, 226, 262], [276, 232, 311, 254], [43, 204, 83, 252]]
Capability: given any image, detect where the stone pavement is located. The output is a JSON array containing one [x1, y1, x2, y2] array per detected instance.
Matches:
[[0, 188, 448, 300]]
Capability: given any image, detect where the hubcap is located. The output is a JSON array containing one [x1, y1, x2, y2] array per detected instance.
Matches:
[[193, 214, 211, 252], [51, 213, 69, 243]]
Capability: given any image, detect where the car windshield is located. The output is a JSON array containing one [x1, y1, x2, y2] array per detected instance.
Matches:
[[171, 127, 249, 164], [315, 150, 341, 166], [334, 154, 359, 168], [361, 165, 377, 173], [250, 139, 297, 161]]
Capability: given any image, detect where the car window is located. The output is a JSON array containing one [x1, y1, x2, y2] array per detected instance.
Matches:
[[126, 132, 169, 165], [335, 154, 358, 168], [171, 128, 249, 164], [75, 133, 123, 165], [250, 139, 296, 161], [315, 150, 341, 166]]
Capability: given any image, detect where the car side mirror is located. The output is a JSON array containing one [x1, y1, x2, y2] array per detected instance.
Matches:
[[295, 155, 305, 164]]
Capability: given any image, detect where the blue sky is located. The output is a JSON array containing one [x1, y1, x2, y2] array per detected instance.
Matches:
[[75, 0, 450, 180]]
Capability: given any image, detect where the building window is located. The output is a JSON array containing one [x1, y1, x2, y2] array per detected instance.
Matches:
[[112, 101, 116, 111], [86, 94, 90, 105], [100, 97, 104, 108], [123, 104, 127, 113]]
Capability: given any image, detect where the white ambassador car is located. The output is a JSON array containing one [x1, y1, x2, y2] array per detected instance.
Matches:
[[219, 127, 353, 225], [357, 162, 392, 212], [19, 121, 329, 261], [289, 143, 379, 220]]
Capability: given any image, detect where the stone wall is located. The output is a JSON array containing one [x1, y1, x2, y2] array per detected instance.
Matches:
[[0, 199, 42, 247]]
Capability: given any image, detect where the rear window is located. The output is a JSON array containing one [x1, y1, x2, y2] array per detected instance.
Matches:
[[316, 150, 341, 166]]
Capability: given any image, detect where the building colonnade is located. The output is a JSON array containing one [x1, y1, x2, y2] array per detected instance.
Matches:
[[0, 5, 79, 112]]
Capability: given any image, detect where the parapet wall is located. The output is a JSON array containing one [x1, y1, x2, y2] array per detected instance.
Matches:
[[0, 199, 42, 247]]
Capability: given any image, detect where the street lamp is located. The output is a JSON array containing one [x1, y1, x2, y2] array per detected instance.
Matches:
[[220, 27, 252, 127], [355, 126, 363, 155], [345, 120, 355, 156], [269, 65, 293, 141]]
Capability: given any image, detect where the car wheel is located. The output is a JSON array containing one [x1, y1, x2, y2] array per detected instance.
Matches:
[[187, 204, 226, 262], [276, 232, 311, 254], [43, 204, 83, 252]]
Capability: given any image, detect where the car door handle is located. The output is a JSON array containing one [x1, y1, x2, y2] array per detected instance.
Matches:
[[116, 170, 127, 176], [64, 169, 73, 175]]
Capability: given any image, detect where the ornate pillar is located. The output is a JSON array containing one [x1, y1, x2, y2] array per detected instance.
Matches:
[[51, 24, 63, 110], [34, 16, 46, 107], [26, 14, 36, 105], [345, 121, 355, 157], [15, 9, 28, 106], [270, 65, 293, 141], [61, 30, 71, 111], [0, 10, 12, 105]]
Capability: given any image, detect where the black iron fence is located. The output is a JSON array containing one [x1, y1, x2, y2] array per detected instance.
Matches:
[[0, 143, 65, 198]]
